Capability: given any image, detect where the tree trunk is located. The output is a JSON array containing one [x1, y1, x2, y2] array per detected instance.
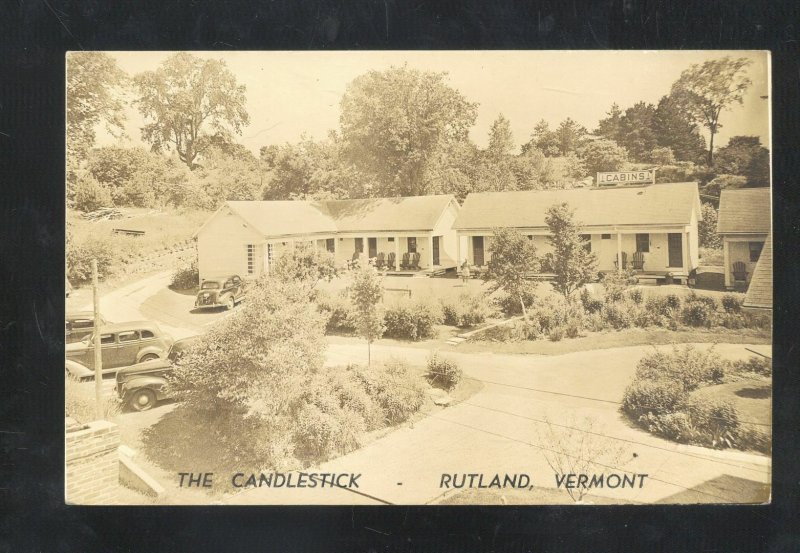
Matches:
[[519, 296, 527, 318], [707, 128, 716, 166]]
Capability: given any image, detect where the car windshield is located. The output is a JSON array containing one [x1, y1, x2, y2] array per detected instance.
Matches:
[[201, 281, 220, 290]]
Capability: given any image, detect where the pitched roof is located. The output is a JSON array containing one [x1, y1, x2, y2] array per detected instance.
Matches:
[[225, 195, 456, 238], [717, 188, 771, 235], [744, 232, 772, 310], [453, 182, 699, 230]]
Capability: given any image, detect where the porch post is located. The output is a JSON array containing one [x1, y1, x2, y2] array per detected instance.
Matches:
[[362, 235, 368, 264], [723, 238, 730, 288], [394, 236, 400, 271], [616, 230, 623, 273], [428, 234, 435, 268], [456, 232, 461, 267], [681, 232, 688, 272], [264, 241, 271, 275]]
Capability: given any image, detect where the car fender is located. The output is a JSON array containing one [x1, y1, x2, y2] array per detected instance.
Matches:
[[124, 375, 170, 398], [135, 346, 165, 362], [65, 359, 92, 379]]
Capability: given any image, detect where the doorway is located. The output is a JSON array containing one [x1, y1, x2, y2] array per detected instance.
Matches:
[[667, 233, 683, 268], [473, 236, 484, 266]]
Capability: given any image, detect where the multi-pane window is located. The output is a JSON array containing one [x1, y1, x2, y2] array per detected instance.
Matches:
[[267, 243, 274, 264], [635, 233, 650, 253], [246, 244, 256, 274], [749, 241, 764, 262]]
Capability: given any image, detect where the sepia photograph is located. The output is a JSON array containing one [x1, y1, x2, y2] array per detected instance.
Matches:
[[64, 50, 772, 506]]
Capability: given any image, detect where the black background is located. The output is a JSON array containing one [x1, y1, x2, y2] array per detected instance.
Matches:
[[1, 1, 798, 551]]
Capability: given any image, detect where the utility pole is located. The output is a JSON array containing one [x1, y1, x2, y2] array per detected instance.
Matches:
[[92, 259, 104, 419]]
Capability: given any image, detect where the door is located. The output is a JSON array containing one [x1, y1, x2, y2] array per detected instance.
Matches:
[[667, 233, 683, 268], [116, 330, 141, 367], [355, 238, 364, 253], [326, 238, 335, 253], [432, 236, 440, 266], [97, 332, 118, 369], [368, 237, 377, 259], [473, 236, 484, 266]]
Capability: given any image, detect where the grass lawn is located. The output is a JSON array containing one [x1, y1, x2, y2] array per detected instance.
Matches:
[[435, 486, 638, 505], [691, 379, 772, 427], [458, 327, 771, 356]]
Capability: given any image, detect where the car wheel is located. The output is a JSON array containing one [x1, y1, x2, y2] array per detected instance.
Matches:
[[139, 353, 159, 362], [225, 296, 235, 310], [129, 389, 156, 411]]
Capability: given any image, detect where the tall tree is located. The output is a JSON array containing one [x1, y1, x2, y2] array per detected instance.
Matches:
[[134, 52, 250, 170], [482, 228, 539, 317], [350, 265, 386, 367], [554, 118, 588, 156], [523, 119, 560, 157], [670, 56, 753, 166], [714, 136, 770, 187], [578, 139, 628, 179], [652, 95, 707, 164], [340, 66, 477, 197], [544, 203, 598, 303], [595, 103, 624, 145], [487, 113, 515, 160], [66, 52, 127, 165], [618, 102, 658, 162]]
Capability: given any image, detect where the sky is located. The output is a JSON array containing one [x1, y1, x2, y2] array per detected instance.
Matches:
[[94, 50, 770, 156]]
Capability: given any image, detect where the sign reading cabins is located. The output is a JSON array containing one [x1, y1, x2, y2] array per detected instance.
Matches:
[[597, 170, 656, 186]]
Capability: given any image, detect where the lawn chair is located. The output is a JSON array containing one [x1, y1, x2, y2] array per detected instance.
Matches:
[[387, 252, 396, 271], [613, 251, 628, 270], [411, 252, 421, 270], [376, 252, 385, 270], [732, 261, 748, 289], [400, 252, 410, 270], [347, 250, 360, 269], [631, 251, 645, 271]]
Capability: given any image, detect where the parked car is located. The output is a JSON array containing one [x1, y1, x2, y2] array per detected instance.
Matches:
[[115, 336, 199, 411], [194, 274, 248, 310], [65, 321, 174, 380], [66, 310, 107, 344]]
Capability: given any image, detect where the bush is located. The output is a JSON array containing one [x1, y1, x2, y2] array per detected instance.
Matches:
[[602, 301, 634, 329], [293, 401, 365, 460], [627, 288, 644, 304], [383, 299, 443, 340], [721, 293, 743, 313], [730, 356, 772, 377], [565, 320, 581, 339], [681, 302, 715, 328], [634, 345, 726, 391], [426, 352, 463, 391], [685, 397, 740, 449], [315, 291, 356, 333], [440, 291, 493, 328], [601, 269, 637, 302], [580, 288, 603, 314], [353, 358, 426, 424], [622, 378, 688, 418], [65, 376, 119, 423], [66, 233, 119, 284], [548, 325, 565, 342], [584, 311, 605, 333], [686, 291, 718, 310], [171, 258, 198, 290], [72, 174, 113, 212], [639, 411, 695, 442], [495, 285, 538, 316], [514, 317, 542, 340]]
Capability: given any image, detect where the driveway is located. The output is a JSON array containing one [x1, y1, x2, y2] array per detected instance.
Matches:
[[228, 341, 771, 505]]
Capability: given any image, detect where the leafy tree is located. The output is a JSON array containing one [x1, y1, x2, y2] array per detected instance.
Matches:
[[487, 113, 515, 161], [271, 242, 339, 294], [618, 102, 658, 162], [652, 95, 707, 163], [66, 52, 128, 165], [482, 228, 539, 316], [595, 103, 624, 144], [670, 56, 753, 166], [424, 140, 481, 200], [701, 174, 748, 207], [648, 147, 676, 165], [72, 173, 113, 212], [699, 202, 722, 249], [349, 265, 386, 367], [513, 148, 557, 190], [544, 203, 598, 302], [578, 139, 628, 179], [192, 144, 263, 205], [523, 119, 560, 157], [714, 136, 770, 187], [134, 52, 250, 169], [554, 118, 588, 156], [340, 66, 478, 196]]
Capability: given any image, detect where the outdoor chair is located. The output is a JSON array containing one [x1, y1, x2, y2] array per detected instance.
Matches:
[[613, 252, 628, 270], [631, 251, 645, 271], [732, 261, 748, 288], [387, 252, 396, 270], [376, 252, 385, 270], [411, 252, 421, 270], [400, 252, 410, 270]]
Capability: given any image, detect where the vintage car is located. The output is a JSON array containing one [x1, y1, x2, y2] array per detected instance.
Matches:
[[66, 310, 107, 344], [115, 336, 199, 411], [65, 321, 174, 380], [194, 274, 248, 310]]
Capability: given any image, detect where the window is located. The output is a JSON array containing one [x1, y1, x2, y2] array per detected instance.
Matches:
[[527, 235, 534, 240], [635, 233, 650, 253], [246, 244, 255, 275], [118, 331, 139, 343], [140, 330, 155, 339], [407, 237, 417, 253], [267, 243, 275, 264], [580, 234, 591, 252], [355, 238, 364, 253], [100, 334, 115, 345], [388, 237, 394, 242], [601, 233, 611, 240], [326, 238, 335, 253], [749, 241, 764, 262]]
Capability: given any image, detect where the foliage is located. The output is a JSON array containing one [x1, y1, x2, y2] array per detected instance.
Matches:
[[522, 119, 561, 157], [189, 145, 263, 205], [314, 290, 357, 333], [651, 95, 708, 163], [702, 174, 749, 206], [482, 228, 539, 316], [545, 203, 598, 300], [622, 378, 689, 418], [351, 357, 427, 424], [271, 242, 339, 293], [383, 298, 444, 341], [440, 291, 494, 327], [578, 139, 628, 178], [600, 269, 637, 302], [721, 293, 743, 313], [66, 232, 119, 284], [684, 397, 741, 449], [134, 52, 250, 169], [171, 256, 199, 290], [580, 288, 604, 314], [349, 266, 386, 363], [66, 376, 120, 423], [340, 65, 478, 196], [730, 356, 771, 377], [554, 118, 589, 157], [681, 294, 717, 327], [648, 147, 676, 165], [66, 52, 127, 165], [618, 102, 659, 161], [72, 173, 113, 212], [487, 113, 515, 160], [633, 345, 726, 392], [670, 56, 753, 165], [714, 136, 770, 187], [426, 352, 463, 391], [699, 202, 722, 249]]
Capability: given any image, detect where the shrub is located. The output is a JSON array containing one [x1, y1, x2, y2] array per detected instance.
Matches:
[[664, 293, 682, 311], [441, 291, 493, 327], [315, 291, 356, 333], [741, 311, 771, 330], [686, 292, 718, 310], [602, 301, 633, 329], [719, 312, 746, 329], [737, 425, 771, 454], [293, 401, 365, 460], [426, 352, 463, 391], [65, 375, 119, 423], [529, 303, 561, 333], [730, 356, 772, 377], [514, 317, 542, 340], [721, 293, 743, 313], [383, 299, 444, 340], [584, 311, 605, 333], [634, 345, 727, 391], [66, 233, 119, 284], [495, 285, 538, 316], [601, 269, 637, 303], [171, 258, 198, 290], [565, 320, 581, 339], [639, 411, 695, 442], [72, 174, 113, 212], [622, 378, 688, 418], [681, 302, 715, 328], [580, 288, 604, 314], [685, 397, 740, 449], [548, 325, 565, 342], [353, 358, 426, 424], [627, 288, 644, 305]]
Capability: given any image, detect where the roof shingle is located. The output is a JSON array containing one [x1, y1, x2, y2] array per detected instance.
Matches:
[[717, 188, 771, 235], [744, 232, 772, 310]]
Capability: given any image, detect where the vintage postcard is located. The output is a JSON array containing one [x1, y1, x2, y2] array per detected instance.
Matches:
[[64, 50, 771, 505]]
